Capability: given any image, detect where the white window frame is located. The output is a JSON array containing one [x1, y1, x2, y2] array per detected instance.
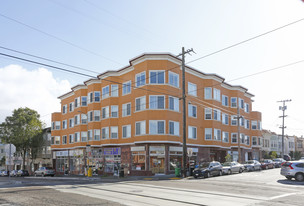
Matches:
[[149, 95, 165, 110], [135, 71, 146, 87], [149, 120, 165, 135], [94, 91, 100, 102], [168, 71, 179, 88], [222, 132, 229, 143], [81, 96, 87, 106], [245, 103, 249, 113], [111, 105, 119, 118], [231, 97, 237, 108], [62, 120, 67, 130], [94, 110, 100, 121], [62, 105, 67, 114], [213, 88, 221, 102], [222, 113, 229, 125], [231, 133, 238, 143], [205, 128, 212, 140], [135, 96, 146, 112], [188, 104, 197, 118], [205, 108, 212, 120], [69, 102, 74, 112], [188, 126, 197, 139], [122, 103, 131, 117], [69, 134, 74, 144], [111, 84, 119, 97], [122, 125, 131, 138], [94, 129, 100, 141], [62, 135, 67, 144], [188, 82, 197, 96], [102, 106, 110, 119], [168, 96, 179, 112], [135, 121, 146, 136], [81, 131, 87, 142], [149, 70, 165, 84], [214, 129, 221, 141], [169, 121, 179, 136], [102, 86, 110, 99], [102, 127, 109, 139], [252, 121, 257, 130], [222, 95, 228, 106], [111, 126, 118, 139], [213, 109, 221, 121], [204, 87, 212, 99], [122, 81, 131, 95], [231, 115, 237, 126]]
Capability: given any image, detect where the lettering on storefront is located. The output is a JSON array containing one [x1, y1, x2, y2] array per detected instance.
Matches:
[[56, 151, 68, 157], [104, 148, 121, 155], [131, 146, 145, 152]]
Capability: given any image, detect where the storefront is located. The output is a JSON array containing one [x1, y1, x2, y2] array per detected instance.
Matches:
[[149, 146, 165, 174], [104, 147, 121, 173], [89, 148, 103, 174], [54, 149, 84, 174], [131, 146, 146, 171]]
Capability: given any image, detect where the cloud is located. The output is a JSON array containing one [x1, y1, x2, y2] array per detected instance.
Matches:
[[0, 65, 71, 127]]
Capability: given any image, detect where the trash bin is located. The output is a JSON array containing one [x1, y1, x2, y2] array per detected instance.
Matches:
[[119, 169, 124, 177], [175, 167, 181, 177]]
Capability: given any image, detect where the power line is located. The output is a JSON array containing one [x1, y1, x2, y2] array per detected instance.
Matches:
[[0, 52, 180, 98], [0, 12, 122, 66]]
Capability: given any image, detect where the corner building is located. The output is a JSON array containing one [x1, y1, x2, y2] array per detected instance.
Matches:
[[51, 53, 262, 176]]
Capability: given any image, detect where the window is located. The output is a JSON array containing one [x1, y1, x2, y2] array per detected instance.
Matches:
[[62, 105, 67, 114], [81, 131, 87, 142], [74, 115, 79, 125], [122, 103, 131, 117], [231, 133, 238, 143], [111, 85, 118, 97], [252, 136, 257, 146], [245, 135, 250, 145], [204, 87, 212, 99], [111, 105, 118, 117], [94, 129, 100, 141], [135, 121, 146, 136], [62, 135, 67, 144], [213, 88, 221, 101], [240, 133, 245, 144], [205, 108, 212, 120], [69, 102, 74, 112], [69, 118, 74, 128], [122, 81, 131, 95], [222, 95, 228, 106], [88, 92, 93, 103], [149, 95, 165, 109], [213, 109, 221, 121], [240, 117, 244, 127], [122, 125, 131, 138], [169, 121, 179, 136], [231, 115, 237, 126], [132, 150, 146, 171], [74, 97, 80, 108], [222, 113, 229, 125], [135, 96, 146, 111], [188, 104, 197, 118], [81, 114, 87, 124], [188, 82, 197, 96], [205, 128, 212, 140], [252, 121, 257, 130], [136, 72, 146, 87], [188, 126, 197, 139], [239, 98, 244, 109], [245, 119, 250, 129], [149, 120, 165, 135], [94, 110, 100, 121], [88, 111, 93, 122], [169, 72, 179, 87], [214, 129, 221, 141], [111, 126, 118, 139], [69, 134, 74, 144], [222, 132, 229, 143], [94, 91, 100, 102], [150, 70, 164, 84], [169, 96, 179, 112], [54, 136, 60, 145], [102, 127, 109, 139], [102, 86, 110, 99], [62, 120, 67, 129], [258, 121, 261, 130], [231, 97, 237, 108], [81, 96, 87, 106], [245, 103, 249, 113], [102, 106, 110, 119], [74, 132, 80, 142], [88, 130, 93, 141], [54, 121, 60, 130]]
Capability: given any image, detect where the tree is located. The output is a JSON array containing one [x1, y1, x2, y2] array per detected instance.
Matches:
[[225, 154, 232, 162], [0, 156, 5, 166], [29, 131, 45, 172], [270, 151, 277, 160], [0, 107, 43, 170]]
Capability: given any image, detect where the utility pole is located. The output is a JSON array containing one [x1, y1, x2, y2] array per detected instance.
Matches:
[[278, 99, 291, 158], [235, 106, 243, 163], [178, 47, 195, 178]]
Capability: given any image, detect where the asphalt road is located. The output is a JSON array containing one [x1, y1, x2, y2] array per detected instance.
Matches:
[[0, 168, 303, 206]]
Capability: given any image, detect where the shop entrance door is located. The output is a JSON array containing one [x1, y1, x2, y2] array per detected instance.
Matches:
[[150, 156, 165, 174]]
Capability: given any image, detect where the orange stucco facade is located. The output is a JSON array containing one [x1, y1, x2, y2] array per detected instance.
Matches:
[[51, 53, 262, 176]]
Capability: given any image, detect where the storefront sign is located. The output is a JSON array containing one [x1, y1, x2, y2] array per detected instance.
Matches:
[[131, 146, 145, 151], [150, 146, 165, 151], [104, 148, 121, 155], [56, 151, 68, 157], [169, 146, 182, 152]]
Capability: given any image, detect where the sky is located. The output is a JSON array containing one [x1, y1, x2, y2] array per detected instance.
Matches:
[[0, 0, 304, 136]]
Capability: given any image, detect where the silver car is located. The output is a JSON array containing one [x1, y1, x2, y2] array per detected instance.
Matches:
[[244, 160, 261, 171], [222, 161, 244, 175], [280, 161, 304, 181], [34, 167, 55, 177]]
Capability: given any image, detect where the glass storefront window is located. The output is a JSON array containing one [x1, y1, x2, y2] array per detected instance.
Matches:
[[169, 151, 182, 171], [132, 151, 146, 170], [105, 155, 121, 173]]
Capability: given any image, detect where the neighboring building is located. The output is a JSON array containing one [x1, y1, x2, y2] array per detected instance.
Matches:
[[51, 53, 262, 176], [0, 143, 17, 170], [296, 136, 304, 156], [261, 130, 271, 158]]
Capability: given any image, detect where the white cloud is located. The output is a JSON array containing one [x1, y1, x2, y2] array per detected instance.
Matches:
[[0, 65, 71, 127]]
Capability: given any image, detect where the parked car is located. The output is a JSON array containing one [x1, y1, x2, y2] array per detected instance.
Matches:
[[273, 158, 286, 168], [222, 161, 244, 175], [34, 167, 55, 177], [17, 170, 29, 177], [283, 154, 291, 161], [260, 159, 274, 169], [244, 160, 261, 171], [281, 161, 304, 181], [1, 170, 9, 176], [193, 161, 222, 178], [300, 157, 304, 161], [9, 170, 18, 177]]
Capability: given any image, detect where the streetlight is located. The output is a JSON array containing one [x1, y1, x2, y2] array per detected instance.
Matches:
[[77, 111, 91, 176]]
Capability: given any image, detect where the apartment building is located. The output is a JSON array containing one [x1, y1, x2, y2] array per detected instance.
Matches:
[[51, 53, 262, 176]]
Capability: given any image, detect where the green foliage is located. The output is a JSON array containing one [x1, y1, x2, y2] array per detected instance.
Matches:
[[270, 151, 277, 159], [0, 156, 5, 166], [225, 154, 232, 162], [262, 151, 270, 159], [0, 107, 43, 169], [290, 151, 302, 160]]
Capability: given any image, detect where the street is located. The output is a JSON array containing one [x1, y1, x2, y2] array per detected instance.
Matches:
[[0, 168, 303, 206]]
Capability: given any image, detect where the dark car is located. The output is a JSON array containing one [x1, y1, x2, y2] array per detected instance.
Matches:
[[283, 154, 291, 161], [273, 158, 285, 168], [17, 170, 29, 177], [260, 159, 274, 169], [9, 170, 18, 177], [34, 167, 55, 177], [193, 161, 223, 178]]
